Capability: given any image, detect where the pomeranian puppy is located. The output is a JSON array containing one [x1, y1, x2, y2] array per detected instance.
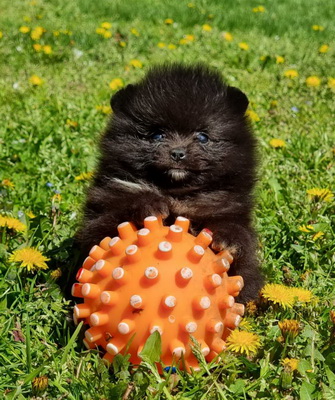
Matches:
[[77, 63, 263, 303]]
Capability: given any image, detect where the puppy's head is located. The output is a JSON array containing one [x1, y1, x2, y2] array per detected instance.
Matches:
[[102, 64, 256, 192]]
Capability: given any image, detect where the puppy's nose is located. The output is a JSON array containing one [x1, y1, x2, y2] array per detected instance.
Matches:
[[170, 148, 186, 161]]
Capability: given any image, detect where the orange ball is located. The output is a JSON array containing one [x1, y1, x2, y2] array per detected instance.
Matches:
[[72, 216, 244, 371]]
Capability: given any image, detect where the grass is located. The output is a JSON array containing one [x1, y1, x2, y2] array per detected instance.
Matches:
[[0, 0, 334, 398]]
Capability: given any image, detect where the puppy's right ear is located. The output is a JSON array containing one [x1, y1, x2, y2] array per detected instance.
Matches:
[[110, 84, 136, 113]]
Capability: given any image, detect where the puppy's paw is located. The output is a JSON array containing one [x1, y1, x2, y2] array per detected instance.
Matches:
[[135, 199, 170, 224], [211, 238, 238, 257]]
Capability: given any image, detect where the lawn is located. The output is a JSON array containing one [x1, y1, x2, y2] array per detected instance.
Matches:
[[0, 0, 334, 398]]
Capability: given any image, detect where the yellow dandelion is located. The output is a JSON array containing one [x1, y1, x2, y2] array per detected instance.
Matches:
[[319, 44, 329, 53], [129, 59, 143, 68], [281, 358, 299, 372], [269, 138, 286, 148], [0, 216, 26, 232], [130, 28, 140, 36], [23, 16, 32, 22], [284, 69, 298, 78], [51, 268, 62, 279], [222, 32, 233, 41], [246, 300, 257, 314], [298, 224, 314, 232], [238, 42, 249, 51], [19, 26, 30, 34], [278, 319, 300, 338], [53, 30, 60, 36], [9, 247, 49, 272], [306, 188, 333, 202], [2, 179, 15, 188], [119, 41, 127, 47], [66, 119, 78, 128], [261, 284, 294, 308], [291, 288, 314, 302], [167, 43, 176, 50], [202, 24, 212, 32], [27, 211, 36, 219], [95, 105, 111, 114], [29, 75, 44, 86], [101, 22, 112, 29], [96, 27, 105, 35], [43, 45, 52, 55], [164, 18, 174, 25], [306, 76, 321, 87], [185, 34, 195, 41], [52, 193, 62, 202], [327, 78, 335, 90], [30, 26, 45, 41], [75, 172, 94, 181], [187, 2, 195, 7], [245, 110, 260, 122], [103, 30, 112, 39], [312, 25, 324, 31], [252, 6, 265, 12], [270, 100, 278, 108], [33, 43, 42, 52], [226, 330, 261, 356], [276, 56, 285, 64], [157, 42, 166, 48], [32, 376, 48, 392], [238, 319, 253, 331], [312, 231, 324, 241], [109, 78, 124, 91]]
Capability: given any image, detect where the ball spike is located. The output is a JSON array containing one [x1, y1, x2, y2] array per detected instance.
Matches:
[[195, 230, 213, 248], [82, 256, 96, 270], [157, 241, 173, 259], [81, 283, 101, 299], [74, 303, 92, 319], [95, 259, 114, 278], [125, 244, 141, 263], [85, 326, 103, 343], [108, 237, 125, 255], [99, 236, 112, 251], [100, 290, 119, 306], [224, 312, 242, 328], [226, 276, 244, 295], [137, 228, 152, 246], [118, 319, 135, 335], [90, 311, 109, 326], [188, 245, 205, 263], [210, 337, 227, 354], [166, 224, 183, 242], [117, 221, 137, 240], [106, 337, 126, 355], [76, 268, 94, 283], [174, 216, 190, 231], [89, 245, 106, 261], [71, 283, 84, 298], [143, 216, 160, 231]]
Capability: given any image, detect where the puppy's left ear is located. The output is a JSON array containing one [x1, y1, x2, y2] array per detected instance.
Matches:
[[226, 86, 249, 115], [110, 84, 136, 113]]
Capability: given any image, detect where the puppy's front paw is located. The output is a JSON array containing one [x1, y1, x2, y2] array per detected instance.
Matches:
[[134, 199, 170, 224], [211, 238, 238, 258]]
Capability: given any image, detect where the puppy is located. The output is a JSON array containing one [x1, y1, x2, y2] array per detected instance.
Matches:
[[77, 63, 263, 303]]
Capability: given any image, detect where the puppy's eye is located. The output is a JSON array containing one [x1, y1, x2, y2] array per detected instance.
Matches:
[[196, 132, 209, 144], [150, 131, 165, 141]]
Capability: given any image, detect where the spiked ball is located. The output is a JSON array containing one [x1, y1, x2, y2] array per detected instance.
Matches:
[[72, 216, 245, 371]]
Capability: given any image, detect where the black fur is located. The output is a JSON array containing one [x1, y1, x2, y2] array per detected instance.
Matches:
[[77, 63, 263, 303]]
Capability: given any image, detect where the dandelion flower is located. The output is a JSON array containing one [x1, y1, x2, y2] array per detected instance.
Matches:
[[43, 45, 52, 54], [276, 56, 285, 64], [103, 31, 112, 39], [29, 75, 43, 86], [187, 2, 195, 7], [328, 78, 335, 90], [278, 319, 300, 338], [130, 28, 140, 36], [239, 319, 253, 331], [52, 193, 62, 202], [238, 42, 249, 51], [0, 216, 26, 232], [101, 22, 112, 29], [2, 179, 15, 188], [222, 32, 233, 41], [66, 119, 78, 128], [202, 24, 212, 32], [284, 69, 298, 78], [96, 105, 111, 114], [157, 42, 166, 48], [291, 288, 314, 302], [252, 6, 265, 12], [246, 300, 257, 314], [312, 231, 324, 241], [319, 44, 329, 53], [164, 18, 174, 24], [30, 26, 45, 40], [96, 27, 105, 35], [51, 268, 62, 279], [226, 330, 261, 356], [27, 211, 36, 219], [307, 188, 333, 202], [19, 26, 30, 34], [119, 41, 127, 48], [129, 59, 143, 68], [269, 138, 286, 148], [281, 358, 299, 372], [33, 43, 42, 52], [9, 247, 49, 272], [298, 224, 314, 232], [75, 172, 94, 181], [168, 43, 176, 50], [109, 78, 124, 91], [53, 30, 60, 36], [23, 16, 32, 22], [245, 110, 260, 122], [306, 76, 321, 87], [32, 376, 48, 392], [262, 284, 295, 308], [312, 25, 324, 31]]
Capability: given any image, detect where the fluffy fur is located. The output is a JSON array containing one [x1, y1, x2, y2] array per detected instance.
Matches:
[[77, 63, 263, 303]]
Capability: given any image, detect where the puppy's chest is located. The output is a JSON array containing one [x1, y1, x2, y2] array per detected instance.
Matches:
[[168, 197, 198, 218]]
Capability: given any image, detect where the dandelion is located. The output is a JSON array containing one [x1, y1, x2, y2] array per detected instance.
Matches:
[[164, 18, 174, 24], [319, 44, 329, 53], [103, 31, 112, 39], [27, 211, 36, 219], [96, 105, 111, 114], [276, 56, 285, 64], [75, 172, 94, 181], [278, 319, 300, 338], [226, 330, 261, 356], [19, 26, 30, 34], [66, 119, 78, 128], [298, 224, 314, 232], [307, 188, 333, 202], [245, 110, 260, 122], [2, 179, 15, 188], [327, 78, 335, 90], [129, 59, 143, 68], [33, 43, 42, 51], [53, 30, 60, 36], [157, 42, 166, 48], [252, 6, 265, 12], [130, 28, 140, 36], [312, 25, 324, 31], [101, 22, 112, 29], [167, 43, 176, 50], [269, 138, 286, 148], [30, 26, 45, 40], [43, 45, 52, 54], [262, 284, 295, 308], [222, 32, 233, 41], [0, 216, 26, 232], [29, 75, 43, 86], [270, 100, 278, 108], [238, 42, 249, 51], [52, 193, 62, 202], [23, 16, 32, 22], [96, 27, 106, 35], [291, 288, 314, 302], [306, 76, 321, 87], [187, 2, 195, 7], [246, 300, 257, 314], [284, 69, 298, 78], [202, 24, 212, 32], [51, 268, 62, 279], [281, 358, 299, 372], [109, 78, 124, 90], [9, 248, 49, 272], [312, 231, 324, 241], [32, 376, 48, 392], [239, 319, 253, 331]]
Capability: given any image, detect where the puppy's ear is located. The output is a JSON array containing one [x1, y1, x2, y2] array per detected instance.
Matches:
[[110, 84, 136, 113], [226, 86, 249, 115]]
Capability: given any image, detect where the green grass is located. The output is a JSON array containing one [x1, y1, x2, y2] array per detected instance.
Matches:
[[0, 0, 334, 398]]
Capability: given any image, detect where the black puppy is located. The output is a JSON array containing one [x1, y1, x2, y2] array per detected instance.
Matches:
[[77, 63, 263, 303]]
